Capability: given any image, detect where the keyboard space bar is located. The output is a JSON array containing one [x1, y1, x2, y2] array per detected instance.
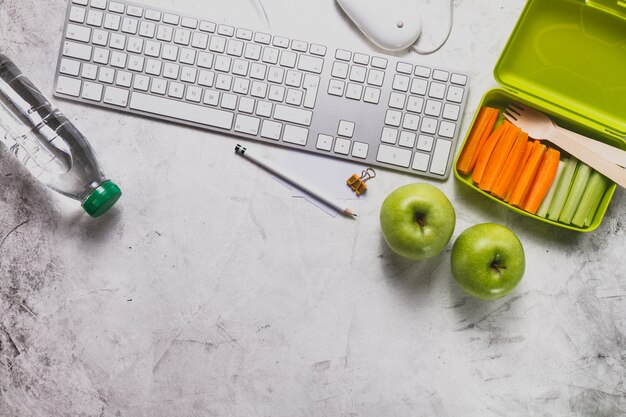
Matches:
[[129, 93, 233, 130]]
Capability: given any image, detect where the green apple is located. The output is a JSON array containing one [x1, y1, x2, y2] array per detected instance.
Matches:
[[451, 223, 525, 300], [380, 183, 456, 260]]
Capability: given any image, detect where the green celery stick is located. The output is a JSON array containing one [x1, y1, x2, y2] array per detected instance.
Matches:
[[493, 111, 506, 129], [572, 171, 609, 227], [547, 157, 578, 221], [559, 163, 592, 224], [584, 176, 610, 227], [537, 159, 566, 218]]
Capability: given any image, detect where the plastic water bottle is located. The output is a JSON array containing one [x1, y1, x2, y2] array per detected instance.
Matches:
[[0, 55, 120, 217]]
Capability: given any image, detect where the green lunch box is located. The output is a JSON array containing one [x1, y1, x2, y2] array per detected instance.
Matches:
[[453, 0, 626, 232]]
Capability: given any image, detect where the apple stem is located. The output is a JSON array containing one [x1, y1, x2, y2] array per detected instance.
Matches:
[[415, 213, 426, 229], [491, 261, 507, 274]]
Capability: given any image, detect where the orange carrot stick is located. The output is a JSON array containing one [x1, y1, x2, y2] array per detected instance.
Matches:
[[457, 107, 499, 174], [471, 121, 511, 185], [491, 130, 528, 199], [508, 142, 547, 207], [479, 124, 520, 192], [505, 137, 534, 202], [522, 148, 561, 214]]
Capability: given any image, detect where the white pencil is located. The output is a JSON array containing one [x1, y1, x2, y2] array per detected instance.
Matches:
[[235, 144, 357, 218]]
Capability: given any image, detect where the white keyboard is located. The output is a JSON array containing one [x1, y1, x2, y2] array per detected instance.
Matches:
[[54, 0, 470, 179]]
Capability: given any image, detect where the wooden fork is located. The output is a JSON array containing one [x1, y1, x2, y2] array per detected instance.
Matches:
[[504, 103, 626, 188]]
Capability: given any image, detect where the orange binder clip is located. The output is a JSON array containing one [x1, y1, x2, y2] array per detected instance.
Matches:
[[347, 168, 376, 196]]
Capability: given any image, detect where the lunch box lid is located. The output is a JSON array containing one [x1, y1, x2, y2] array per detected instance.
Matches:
[[494, 0, 626, 138]]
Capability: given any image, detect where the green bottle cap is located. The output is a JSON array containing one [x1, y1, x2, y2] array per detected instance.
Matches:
[[82, 180, 122, 217]]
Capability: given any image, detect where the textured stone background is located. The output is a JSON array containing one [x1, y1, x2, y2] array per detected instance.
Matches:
[[0, 0, 625, 416]]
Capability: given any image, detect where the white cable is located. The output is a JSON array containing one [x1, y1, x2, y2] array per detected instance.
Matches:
[[250, 0, 271, 29], [412, 0, 454, 55]]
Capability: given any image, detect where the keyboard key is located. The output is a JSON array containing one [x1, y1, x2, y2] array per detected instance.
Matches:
[[56, 76, 82, 96], [285, 89, 303, 106], [439, 121, 456, 138], [181, 17, 198, 29], [345, 83, 362, 100], [90, 0, 106, 9], [432, 69, 449, 81], [381, 127, 398, 144], [63, 41, 92, 60], [392, 74, 409, 92], [407, 96, 424, 113], [335, 49, 351, 61], [283, 125, 309, 146], [127, 6, 143, 17], [174, 28, 191, 45], [451, 73, 467, 85], [352, 142, 368, 159], [167, 82, 184, 99], [244, 43, 262, 60], [430, 139, 452, 175], [103, 86, 129, 106], [328, 79, 345, 96], [163, 13, 179, 25], [410, 78, 427, 95], [261, 120, 282, 140], [121, 17, 138, 34], [130, 92, 233, 129], [442, 103, 460, 121], [236, 28, 253, 41], [251, 81, 267, 98], [396, 62, 412, 74], [316, 134, 333, 151], [66, 24, 91, 42], [399, 131, 416, 148], [254, 32, 271, 44], [156, 25, 173, 42], [104, 13, 121, 30], [220, 93, 238, 110], [256, 101, 272, 117], [209, 36, 226, 53], [420, 117, 438, 134], [447, 85, 464, 103], [145, 10, 161, 21], [349, 65, 366, 83], [200, 21, 216, 33], [377, 144, 411, 167], [309, 44, 326, 56], [150, 78, 167, 95], [414, 65, 430, 78], [371, 56, 387, 69], [59, 58, 80, 76], [72, 0, 88, 5], [298, 55, 323, 73], [429, 82, 446, 99], [115, 71, 132, 88], [203, 89, 219, 106], [139, 21, 156, 38], [402, 114, 420, 131], [234, 114, 260, 135], [274, 104, 312, 126], [267, 66, 284, 83], [279, 50, 297, 68], [384, 110, 402, 127], [412, 152, 430, 171], [133, 74, 150, 91], [367, 69, 384, 86], [363, 87, 380, 104], [86, 10, 104, 27], [334, 138, 351, 155], [217, 25, 234, 37], [337, 120, 355, 137], [262, 47, 279, 64], [273, 36, 290, 48], [249, 63, 266, 80], [81, 63, 97, 79], [353, 53, 369, 65], [93, 48, 109, 64], [92, 29, 109, 46], [424, 99, 442, 117], [98, 67, 115, 83], [69, 6, 86, 23], [285, 70, 302, 87], [416, 135, 434, 152], [388, 92, 406, 109], [268, 85, 284, 101], [238, 96, 254, 113], [331, 61, 349, 79], [227, 40, 244, 57]]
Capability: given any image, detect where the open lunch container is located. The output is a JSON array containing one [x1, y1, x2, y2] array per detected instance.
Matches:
[[453, 0, 626, 232]]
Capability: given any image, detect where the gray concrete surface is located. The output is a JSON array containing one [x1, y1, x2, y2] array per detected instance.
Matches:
[[0, 0, 624, 416]]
